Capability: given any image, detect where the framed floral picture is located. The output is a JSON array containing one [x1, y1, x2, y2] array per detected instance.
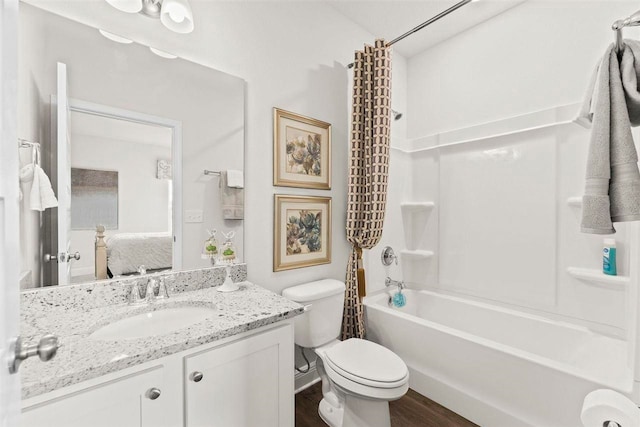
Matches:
[[274, 195, 332, 271], [273, 108, 331, 190]]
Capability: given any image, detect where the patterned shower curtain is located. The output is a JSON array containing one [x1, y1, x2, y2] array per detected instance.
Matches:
[[342, 39, 392, 340]]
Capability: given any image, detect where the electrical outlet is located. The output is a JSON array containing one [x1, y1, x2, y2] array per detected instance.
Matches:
[[185, 210, 203, 223]]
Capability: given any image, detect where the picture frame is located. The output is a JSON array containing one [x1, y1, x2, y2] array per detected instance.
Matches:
[[274, 195, 332, 272], [273, 108, 331, 190]]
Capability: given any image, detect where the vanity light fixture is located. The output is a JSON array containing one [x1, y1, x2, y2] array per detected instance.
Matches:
[[104, 0, 194, 34], [98, 29, 134, 44], [150, 47, 177, 59], [105, 0, 142, 13]]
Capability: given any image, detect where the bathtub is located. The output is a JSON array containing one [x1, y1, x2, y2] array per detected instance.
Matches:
[[364, 289, 634, 427]]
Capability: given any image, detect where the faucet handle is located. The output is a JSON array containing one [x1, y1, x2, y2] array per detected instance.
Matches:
[[157, 277, 169, 300], [128, 282, 144, 305]]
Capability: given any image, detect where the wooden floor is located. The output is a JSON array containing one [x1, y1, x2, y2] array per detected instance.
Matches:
[[295, 382, 478, 427]]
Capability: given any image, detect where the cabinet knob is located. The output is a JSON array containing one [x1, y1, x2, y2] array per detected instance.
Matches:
[[145, 388, 161, 400], [190, 371, 204, 382]]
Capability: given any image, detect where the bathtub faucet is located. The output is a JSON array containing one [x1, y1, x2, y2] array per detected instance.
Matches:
[[385, 276, 405, 291]]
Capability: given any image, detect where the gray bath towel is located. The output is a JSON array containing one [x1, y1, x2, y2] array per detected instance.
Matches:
[[579, 41, 640, 234]]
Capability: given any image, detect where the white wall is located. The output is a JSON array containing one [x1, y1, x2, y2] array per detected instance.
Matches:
[[407, 1, 640, 138], [69, 134, 171, 278], [397, 1, 640, 335]]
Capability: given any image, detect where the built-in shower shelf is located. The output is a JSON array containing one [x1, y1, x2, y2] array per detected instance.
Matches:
[[400, 202, 435, 212], [400, 250, 434, 261], [567, 197, 582, 208], [567, 267, 629, 288]]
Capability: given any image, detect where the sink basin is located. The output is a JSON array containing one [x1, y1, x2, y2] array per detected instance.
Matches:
[[89, 306, 216, 341]]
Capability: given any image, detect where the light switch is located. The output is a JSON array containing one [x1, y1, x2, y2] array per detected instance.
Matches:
[[185, 210, 203, 223]]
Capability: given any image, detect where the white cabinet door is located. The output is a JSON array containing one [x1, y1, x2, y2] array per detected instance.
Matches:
[[184, 325, 294, 427], [21, 366, 166, 427]]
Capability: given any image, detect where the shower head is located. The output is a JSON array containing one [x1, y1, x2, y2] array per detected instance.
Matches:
[[392, 110, 403, 121]]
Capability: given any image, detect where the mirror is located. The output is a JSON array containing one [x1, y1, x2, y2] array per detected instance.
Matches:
[[18, 3, 245, 288]]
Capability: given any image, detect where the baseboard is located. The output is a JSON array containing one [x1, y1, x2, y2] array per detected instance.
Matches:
[[408, 366, 532, 427], [295, 360, 320, 393]]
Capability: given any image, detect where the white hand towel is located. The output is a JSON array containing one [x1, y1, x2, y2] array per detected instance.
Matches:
[[225, 169, 244, 189], [30, 165, 58, 211], [19, 163, 35, 202]]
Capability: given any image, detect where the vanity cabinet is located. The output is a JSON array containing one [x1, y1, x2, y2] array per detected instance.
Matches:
[[184, 325, 292, 427], [21, 366, 168, 427], [21, 322, 294, 427]]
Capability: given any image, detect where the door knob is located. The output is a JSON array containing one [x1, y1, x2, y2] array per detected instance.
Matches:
[[7, 334, 60, 374], [45, 253, 67, 262], [69, 251, 81, 261], [190, 371, 204, 382], [145, 388, 161, 400], [43, 253, 57, 262]]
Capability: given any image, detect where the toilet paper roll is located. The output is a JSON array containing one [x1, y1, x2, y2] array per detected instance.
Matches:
[[581, 389, 640, 427]]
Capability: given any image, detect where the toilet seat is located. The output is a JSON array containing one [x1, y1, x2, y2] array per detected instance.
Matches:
[[321, 339, 409, 400]]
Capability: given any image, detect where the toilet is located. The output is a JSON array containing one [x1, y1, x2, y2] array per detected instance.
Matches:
[[283, 279, 409, 427]]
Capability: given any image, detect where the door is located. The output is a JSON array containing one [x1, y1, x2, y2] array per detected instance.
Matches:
[[184, 325, 294, 427], [56, 62, 72, 286], [0, 0, 21, 425]]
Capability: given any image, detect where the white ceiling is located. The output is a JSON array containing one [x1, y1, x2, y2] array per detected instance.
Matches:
[[71, 111, 172, 148], [25, 0, 528, 61], [327, 0, 526, 57]]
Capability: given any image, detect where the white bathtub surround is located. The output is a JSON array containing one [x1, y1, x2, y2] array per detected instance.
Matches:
[[20, 272, 302, 400], [364, 289, 633, 427], [579, 42, 640, 234]]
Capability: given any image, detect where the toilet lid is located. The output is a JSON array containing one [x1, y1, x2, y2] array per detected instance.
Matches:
[[324, 339, 408, 387]]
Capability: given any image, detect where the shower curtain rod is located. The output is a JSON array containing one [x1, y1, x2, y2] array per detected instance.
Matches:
[[347, 0, 473, 68]]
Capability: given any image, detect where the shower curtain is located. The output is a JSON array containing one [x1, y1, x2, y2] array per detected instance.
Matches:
[[343, 39, 392, 340]]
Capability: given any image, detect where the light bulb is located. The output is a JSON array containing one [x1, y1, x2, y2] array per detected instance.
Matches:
[[168, 8, 185, 23], [160, 0, 194, 34]]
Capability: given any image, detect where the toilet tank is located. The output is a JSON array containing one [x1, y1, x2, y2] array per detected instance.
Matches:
[[282, 279, 345, 348]]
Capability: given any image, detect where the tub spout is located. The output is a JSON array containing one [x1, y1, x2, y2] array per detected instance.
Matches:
[[385, 276, 405, 290]]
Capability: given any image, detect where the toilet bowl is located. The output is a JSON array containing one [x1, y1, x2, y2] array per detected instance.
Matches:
[[282, 279, 409, 427], [315, 338, 409, 427]]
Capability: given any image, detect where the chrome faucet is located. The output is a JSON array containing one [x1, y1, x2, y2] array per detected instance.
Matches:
[[146, 277, 158, 303], [143, 276, 170, 302], [128, 269, 169, 305], [385, 276, 405, 291]]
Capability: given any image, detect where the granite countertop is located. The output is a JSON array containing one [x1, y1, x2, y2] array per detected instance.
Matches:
[[20, 280, 303, 400]]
